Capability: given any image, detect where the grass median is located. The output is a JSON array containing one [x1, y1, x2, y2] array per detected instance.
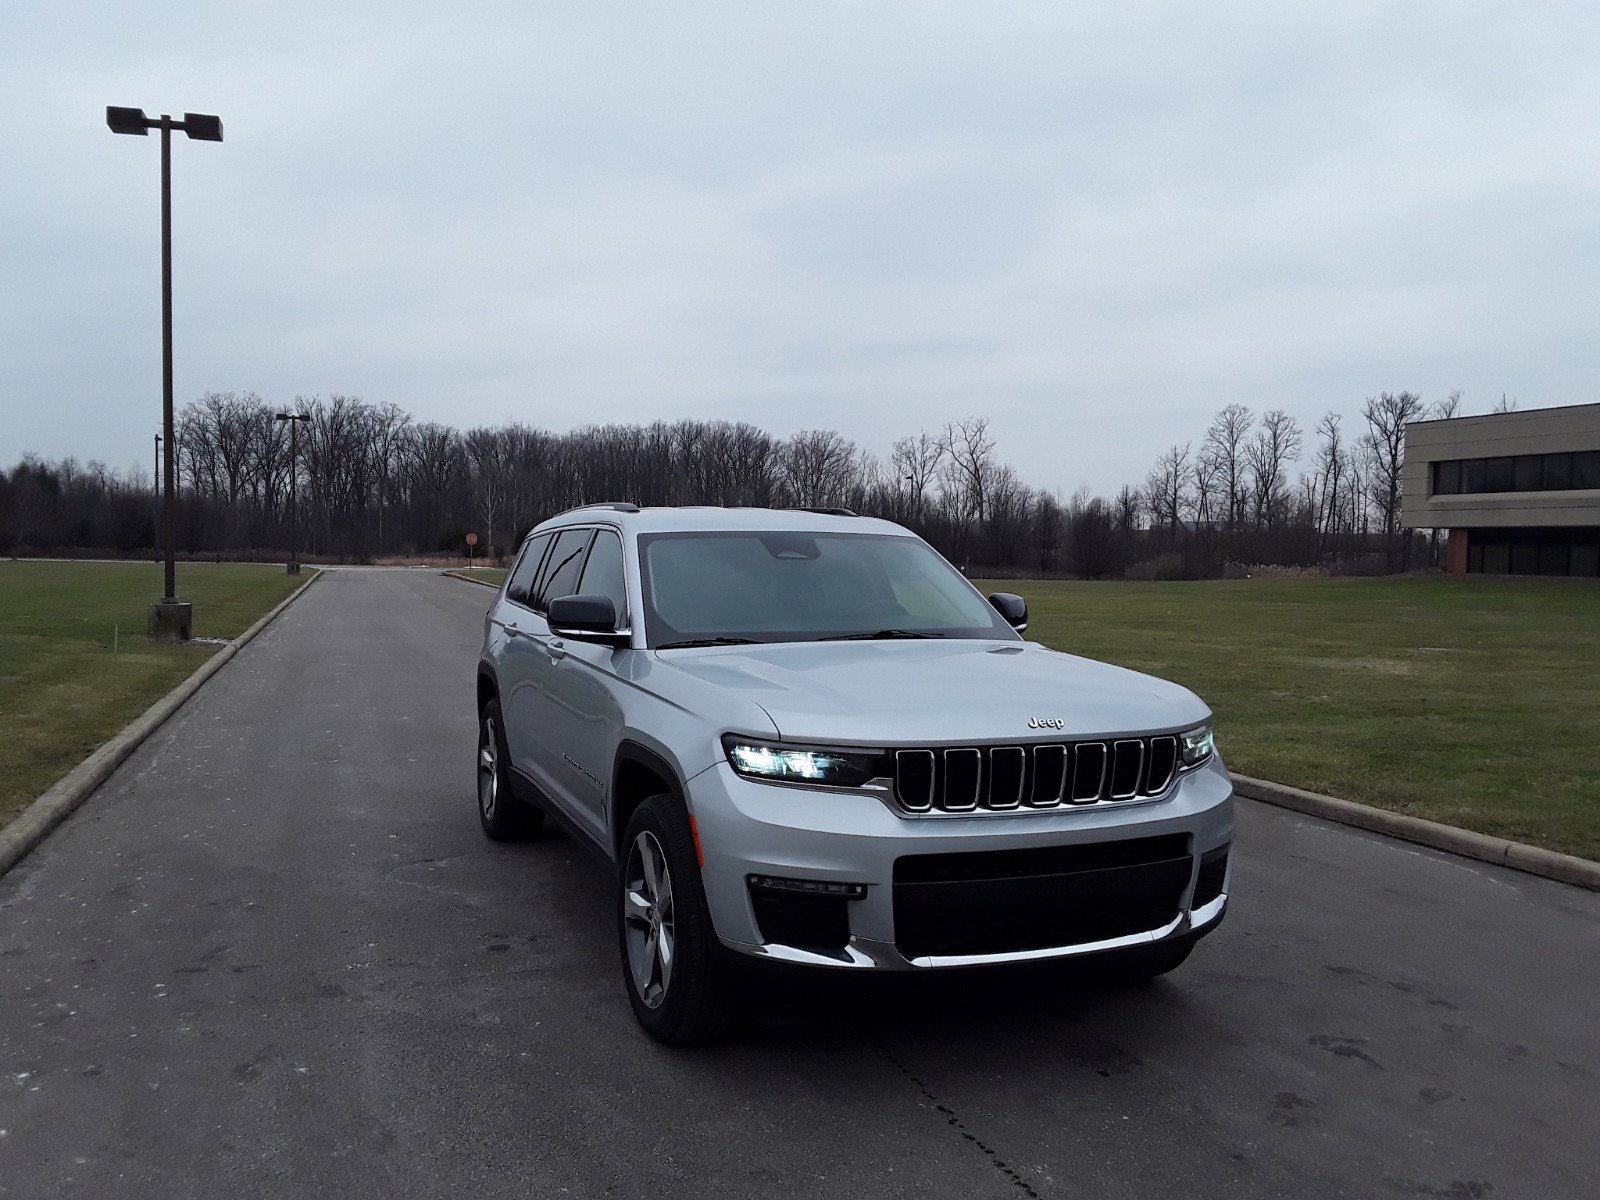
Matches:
[[0, 561, 310, 830], [975, 575, 1600, 860], [445, 566, 506, 587]]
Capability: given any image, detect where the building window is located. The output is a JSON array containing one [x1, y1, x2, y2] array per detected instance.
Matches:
[[1429, 450, 1600, 495], [1464, 529, 1600, 577]]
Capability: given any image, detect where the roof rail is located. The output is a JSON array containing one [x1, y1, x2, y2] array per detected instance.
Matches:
[[568, 502, 642, 514], [797, 506, 858, 517]]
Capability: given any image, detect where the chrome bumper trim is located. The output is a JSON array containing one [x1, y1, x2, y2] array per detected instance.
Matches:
[[721, 894, 1226, 971]]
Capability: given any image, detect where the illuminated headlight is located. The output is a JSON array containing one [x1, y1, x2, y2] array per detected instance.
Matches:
[[722, 736, 883, 787], [1178, 724, 1216, 771]]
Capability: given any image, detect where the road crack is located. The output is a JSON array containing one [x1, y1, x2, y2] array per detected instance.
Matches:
[[872, 1034, 1045, 1198]]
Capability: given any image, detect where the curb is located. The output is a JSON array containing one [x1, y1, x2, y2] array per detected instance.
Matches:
[[1231, 773, 1600, 892], [0, 570, 323, 880], [444, 570, 498, 589]]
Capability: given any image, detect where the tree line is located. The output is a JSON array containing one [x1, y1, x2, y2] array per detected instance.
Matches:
[[2, 388, 1459, 576]]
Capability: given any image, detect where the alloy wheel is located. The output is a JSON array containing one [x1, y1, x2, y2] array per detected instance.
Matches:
[[622, 831, 675, 1009], [478, 715, 499, 822]]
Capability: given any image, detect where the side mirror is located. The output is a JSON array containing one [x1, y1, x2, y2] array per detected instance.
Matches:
[[548, 594, 630, 645], [987, 592, 1028, 632]]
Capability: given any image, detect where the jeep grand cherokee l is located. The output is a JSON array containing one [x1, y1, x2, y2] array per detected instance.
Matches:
[[476, 505, 1233, 1044]]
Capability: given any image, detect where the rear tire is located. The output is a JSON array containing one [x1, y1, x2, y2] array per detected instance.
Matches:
[[477, 698, 544, 841], [617, 794, 734, 1045]]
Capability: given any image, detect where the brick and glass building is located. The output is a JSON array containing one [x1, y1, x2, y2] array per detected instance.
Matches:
[[1402, 402, 1600, 577]]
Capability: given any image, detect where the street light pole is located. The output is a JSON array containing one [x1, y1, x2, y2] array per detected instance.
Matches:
[[154, 433, 162, 564], [275, 412, 311, 575], [107, 105, 222, 641]]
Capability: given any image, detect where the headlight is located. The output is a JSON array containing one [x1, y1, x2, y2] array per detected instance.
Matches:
[[722, 736, 884, 787], [1178, 724, 1216, 771]]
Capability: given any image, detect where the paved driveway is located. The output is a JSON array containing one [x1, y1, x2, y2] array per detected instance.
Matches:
[[2, 569, 1595, 1198]]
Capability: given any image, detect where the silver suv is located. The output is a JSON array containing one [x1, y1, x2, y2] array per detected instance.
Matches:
[[476, 505, 1234, 1043]]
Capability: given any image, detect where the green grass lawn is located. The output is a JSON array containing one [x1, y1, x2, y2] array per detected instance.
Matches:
[[446, 567, 506, 587], [974, 576, 1600, 859], [0, 561, 310, 829]]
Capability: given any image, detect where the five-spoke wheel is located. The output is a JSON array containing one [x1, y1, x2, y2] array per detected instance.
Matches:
[[617, 795, 733, 1044], [476, 698, 543, 841], [623, 831, 675, 1009]]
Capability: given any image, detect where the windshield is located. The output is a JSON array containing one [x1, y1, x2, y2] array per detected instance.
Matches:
[[637, 530, 1018, 646]]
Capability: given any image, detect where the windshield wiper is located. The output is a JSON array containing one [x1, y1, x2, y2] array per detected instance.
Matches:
[[820, 629, 945, 641], [655, 636, 762, 650]]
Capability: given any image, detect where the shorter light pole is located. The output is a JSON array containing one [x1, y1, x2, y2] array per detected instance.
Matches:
[[275, 412, 311, 574]]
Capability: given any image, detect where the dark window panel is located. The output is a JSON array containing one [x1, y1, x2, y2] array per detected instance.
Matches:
[[533, 528, 595, 612], [1509, 543, 1539, 575], [1482, 542, 1510, 573], [507, 533, 553, 605], [1461, 459, 1487, 493], [1513, 455, 1543, 491], [1536, 542, 1569, 576], [1485, 457, 1515, 492], [1573, 450, 1600, 490], [1468, 543, 1485, 573], [1434, 460, 1461, 494], [1572, 544, 1600, 578], [1543, 453, 1573, 490]]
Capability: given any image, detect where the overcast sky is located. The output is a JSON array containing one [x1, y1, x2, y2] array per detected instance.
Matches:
[[2, 2, 1597, 495]]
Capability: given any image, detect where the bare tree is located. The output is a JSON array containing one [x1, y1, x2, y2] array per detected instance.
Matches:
[[1143, 444, 1193, 544], [890, 431, 943, 521], [939, 417, 998, 527], [1245, 410, 1304, 528], [777, 429, 857, 508], [1361, 391, 1427, 570], [1202, 404, 1252, 531], [1432, 390, 1464, 420]]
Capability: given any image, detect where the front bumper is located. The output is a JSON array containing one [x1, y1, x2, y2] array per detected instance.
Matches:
[[686, 753, 1235, 970]]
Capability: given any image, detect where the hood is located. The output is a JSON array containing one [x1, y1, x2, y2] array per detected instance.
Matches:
[[657, 639, 1209, 745]]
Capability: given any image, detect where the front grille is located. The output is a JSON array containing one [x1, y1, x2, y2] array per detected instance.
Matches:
[[893, 735, 1180, 814], [893, 835, 1192, 958]]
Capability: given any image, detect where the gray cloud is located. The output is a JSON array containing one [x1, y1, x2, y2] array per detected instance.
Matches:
[[3, 2, 1598, 495]]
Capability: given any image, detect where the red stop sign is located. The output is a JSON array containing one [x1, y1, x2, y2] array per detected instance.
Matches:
[[465, 533, 479, 546]]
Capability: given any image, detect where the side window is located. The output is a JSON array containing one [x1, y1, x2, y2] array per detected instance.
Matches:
[[533, 529, 594, 612], [506, 533, 552, 606], [578, 531, 628, 624]]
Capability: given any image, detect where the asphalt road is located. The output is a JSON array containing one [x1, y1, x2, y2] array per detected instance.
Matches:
[[2, 568, 1596, 1199]]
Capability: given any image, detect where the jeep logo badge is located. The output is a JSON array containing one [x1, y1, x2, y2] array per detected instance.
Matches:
[[1027, 717, 1065, 730]]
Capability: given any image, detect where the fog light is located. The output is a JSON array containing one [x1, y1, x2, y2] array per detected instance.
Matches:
[[748, 874, 867, 900]]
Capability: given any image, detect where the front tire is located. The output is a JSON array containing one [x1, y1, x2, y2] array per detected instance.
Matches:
[[618, 795, 733, 1045], [477, 698, 543, 841]]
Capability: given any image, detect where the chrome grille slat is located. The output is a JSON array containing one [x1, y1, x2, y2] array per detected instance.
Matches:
[[941, 748, 982, 811], [1070, 742, 1107, 803], [1110, 739, 1144, 800], [889, 735, 1185, 815], [988, 747, 1026, 809], [894, 749, 936, 812], [1145, 735, 1178, 795], [1029, 744, 1067, 807]]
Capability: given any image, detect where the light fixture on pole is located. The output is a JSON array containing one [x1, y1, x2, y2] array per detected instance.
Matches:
[[275, 412, 311, 575], [107, 104, 223, 641]]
